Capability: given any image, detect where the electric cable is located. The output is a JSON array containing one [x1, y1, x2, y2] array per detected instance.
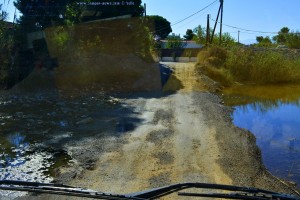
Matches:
[[171, 0, 218, 27], [153, 0, 218, 35], [172, 2, 218, 32], [210, 17, 278, 34]]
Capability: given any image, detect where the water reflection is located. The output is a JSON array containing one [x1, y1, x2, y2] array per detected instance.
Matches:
[[0, 91, 140, 196], [223, 84, 300, 187], [8, 132, 28, 148], [0, 132, 54, 181]]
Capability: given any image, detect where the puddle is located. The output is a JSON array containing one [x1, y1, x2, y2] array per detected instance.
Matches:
[[0, 92, 140, 198], [0, 132, 71, 198], [223, 84, 300, 187], [116, 119, 135, 133]]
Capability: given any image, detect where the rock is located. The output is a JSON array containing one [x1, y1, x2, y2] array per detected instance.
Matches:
[[16, 112, 24, 117], [61, 109, 68, 114], [42, 129, 50, 134], [76, 117, 93, 125]]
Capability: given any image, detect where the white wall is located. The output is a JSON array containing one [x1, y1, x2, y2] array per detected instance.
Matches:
[[160, 57, 197, 62], [27, 31, 45, 49]]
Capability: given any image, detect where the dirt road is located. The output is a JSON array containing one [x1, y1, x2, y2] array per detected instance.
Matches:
[[69, 63, 231, 192], [18, 62, 298, 199]]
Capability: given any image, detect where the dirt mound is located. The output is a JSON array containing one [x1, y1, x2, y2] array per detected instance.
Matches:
[[10, 68, 57, 94], [54, 53, 162, 92], [11, 54, 162, 94]]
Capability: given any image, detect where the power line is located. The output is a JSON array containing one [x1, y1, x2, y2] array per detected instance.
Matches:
[[172, 3, 218, 31], [152, 0, 219, 36], [171, 0, 218, 27], [152, 0, 218, 36], [239, 31, 271, 35], [209, 17, 278, 34]]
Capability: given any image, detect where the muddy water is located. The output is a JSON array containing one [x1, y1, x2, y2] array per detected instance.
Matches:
[[0, 91, 126, 198], [222, 84, 300, 187]]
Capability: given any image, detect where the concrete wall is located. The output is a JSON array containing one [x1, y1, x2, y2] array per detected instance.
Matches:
[[27, 31, 45, 49], [160, 57, 197, 62]]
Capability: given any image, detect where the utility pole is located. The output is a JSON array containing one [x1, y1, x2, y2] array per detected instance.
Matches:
[[206, 14, 210, 46], [219, 0, 224, 45], [238, 30, 240, 43], [144, 3, 146, 16], [210, 2, 222, 44]]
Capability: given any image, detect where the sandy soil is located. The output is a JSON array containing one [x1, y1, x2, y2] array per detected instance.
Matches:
[[64, 63, 231, 192], [16, 62, 300, 199]]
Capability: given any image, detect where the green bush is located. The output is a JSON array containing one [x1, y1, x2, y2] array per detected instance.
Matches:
[[197, 46, 300, 85], [45, 18, 154, 62], [197, 47, 232, 86], [225, 48, 300, 84], [0, 17, 16, 88], [197, 46, 227, 68], [286, 32, 300, 49]]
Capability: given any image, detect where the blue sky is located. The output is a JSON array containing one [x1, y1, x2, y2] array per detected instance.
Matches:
[[2, 0, 300, 44], [142, 0, 300, 44]]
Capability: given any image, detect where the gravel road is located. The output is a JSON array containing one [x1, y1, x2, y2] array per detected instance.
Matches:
[[16, 62, 300, 199]]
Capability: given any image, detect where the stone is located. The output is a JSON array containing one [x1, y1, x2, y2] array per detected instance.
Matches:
[[76, 117, 93, 125]]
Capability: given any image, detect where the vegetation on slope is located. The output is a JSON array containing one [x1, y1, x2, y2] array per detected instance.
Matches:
[[197, 46, 300, 86]]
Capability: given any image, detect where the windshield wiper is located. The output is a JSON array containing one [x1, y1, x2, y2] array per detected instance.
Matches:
[[1, 180, 299, 200], [0, 180, 143, 200], [128, 182, 300, 200]]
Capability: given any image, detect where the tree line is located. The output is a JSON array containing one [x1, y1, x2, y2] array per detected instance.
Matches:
[[165, 26, 300, 49], [163, 25, 236, 50], [256, 27, 300, 49]]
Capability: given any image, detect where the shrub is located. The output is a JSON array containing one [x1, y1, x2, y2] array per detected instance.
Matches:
[[199, 65, 233, 86], [0, 15, 17, 88], [166, 34, 183, 49], [286, 32, 300, 49], [196, 46, 300, 85], [197, 46, 227, 68], [225, 48, 300, 84]]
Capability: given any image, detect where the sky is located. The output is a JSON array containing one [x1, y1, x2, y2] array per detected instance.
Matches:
[[142, 0, 300, 44], [2, 0, 300, 44]]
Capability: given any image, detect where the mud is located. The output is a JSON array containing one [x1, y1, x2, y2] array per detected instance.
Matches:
[[9, 62, 300, 199]]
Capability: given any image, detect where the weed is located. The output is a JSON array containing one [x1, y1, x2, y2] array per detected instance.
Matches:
[[197, 46, 227, 68], [197, 46, 300, 85]]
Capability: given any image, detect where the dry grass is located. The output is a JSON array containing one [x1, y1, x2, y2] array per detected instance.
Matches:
[[197, 46, 300, 85], [197, 46, 232, 86], [197, 46, 227, 68]]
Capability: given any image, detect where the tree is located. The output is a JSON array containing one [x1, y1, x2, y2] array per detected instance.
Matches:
[[0, 10, 13, 57], [271, 27, 300, 49], [14, 0, 144, 31], [166, 34, 182, 49], [80, 0, 144, 22], [256, 36, 264, 43], [183, 29, 195, 40], [273, 27, 290, 44], [256, 36, 273, 47], [64, 1, 89, 25], [14, 0, 71, 31], [215, 32, 236, 47], [280, 27, 290, 34], [145, 15, 172, 39], [286, 31, 300, 49], [192, 25, 236, 46], [0, 9, 17, 88], [193, 25, 206, 44]]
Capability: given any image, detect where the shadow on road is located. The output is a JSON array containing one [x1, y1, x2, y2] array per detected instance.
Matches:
[[160, 63, 183, 94], [0, 61, 184, 183]]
